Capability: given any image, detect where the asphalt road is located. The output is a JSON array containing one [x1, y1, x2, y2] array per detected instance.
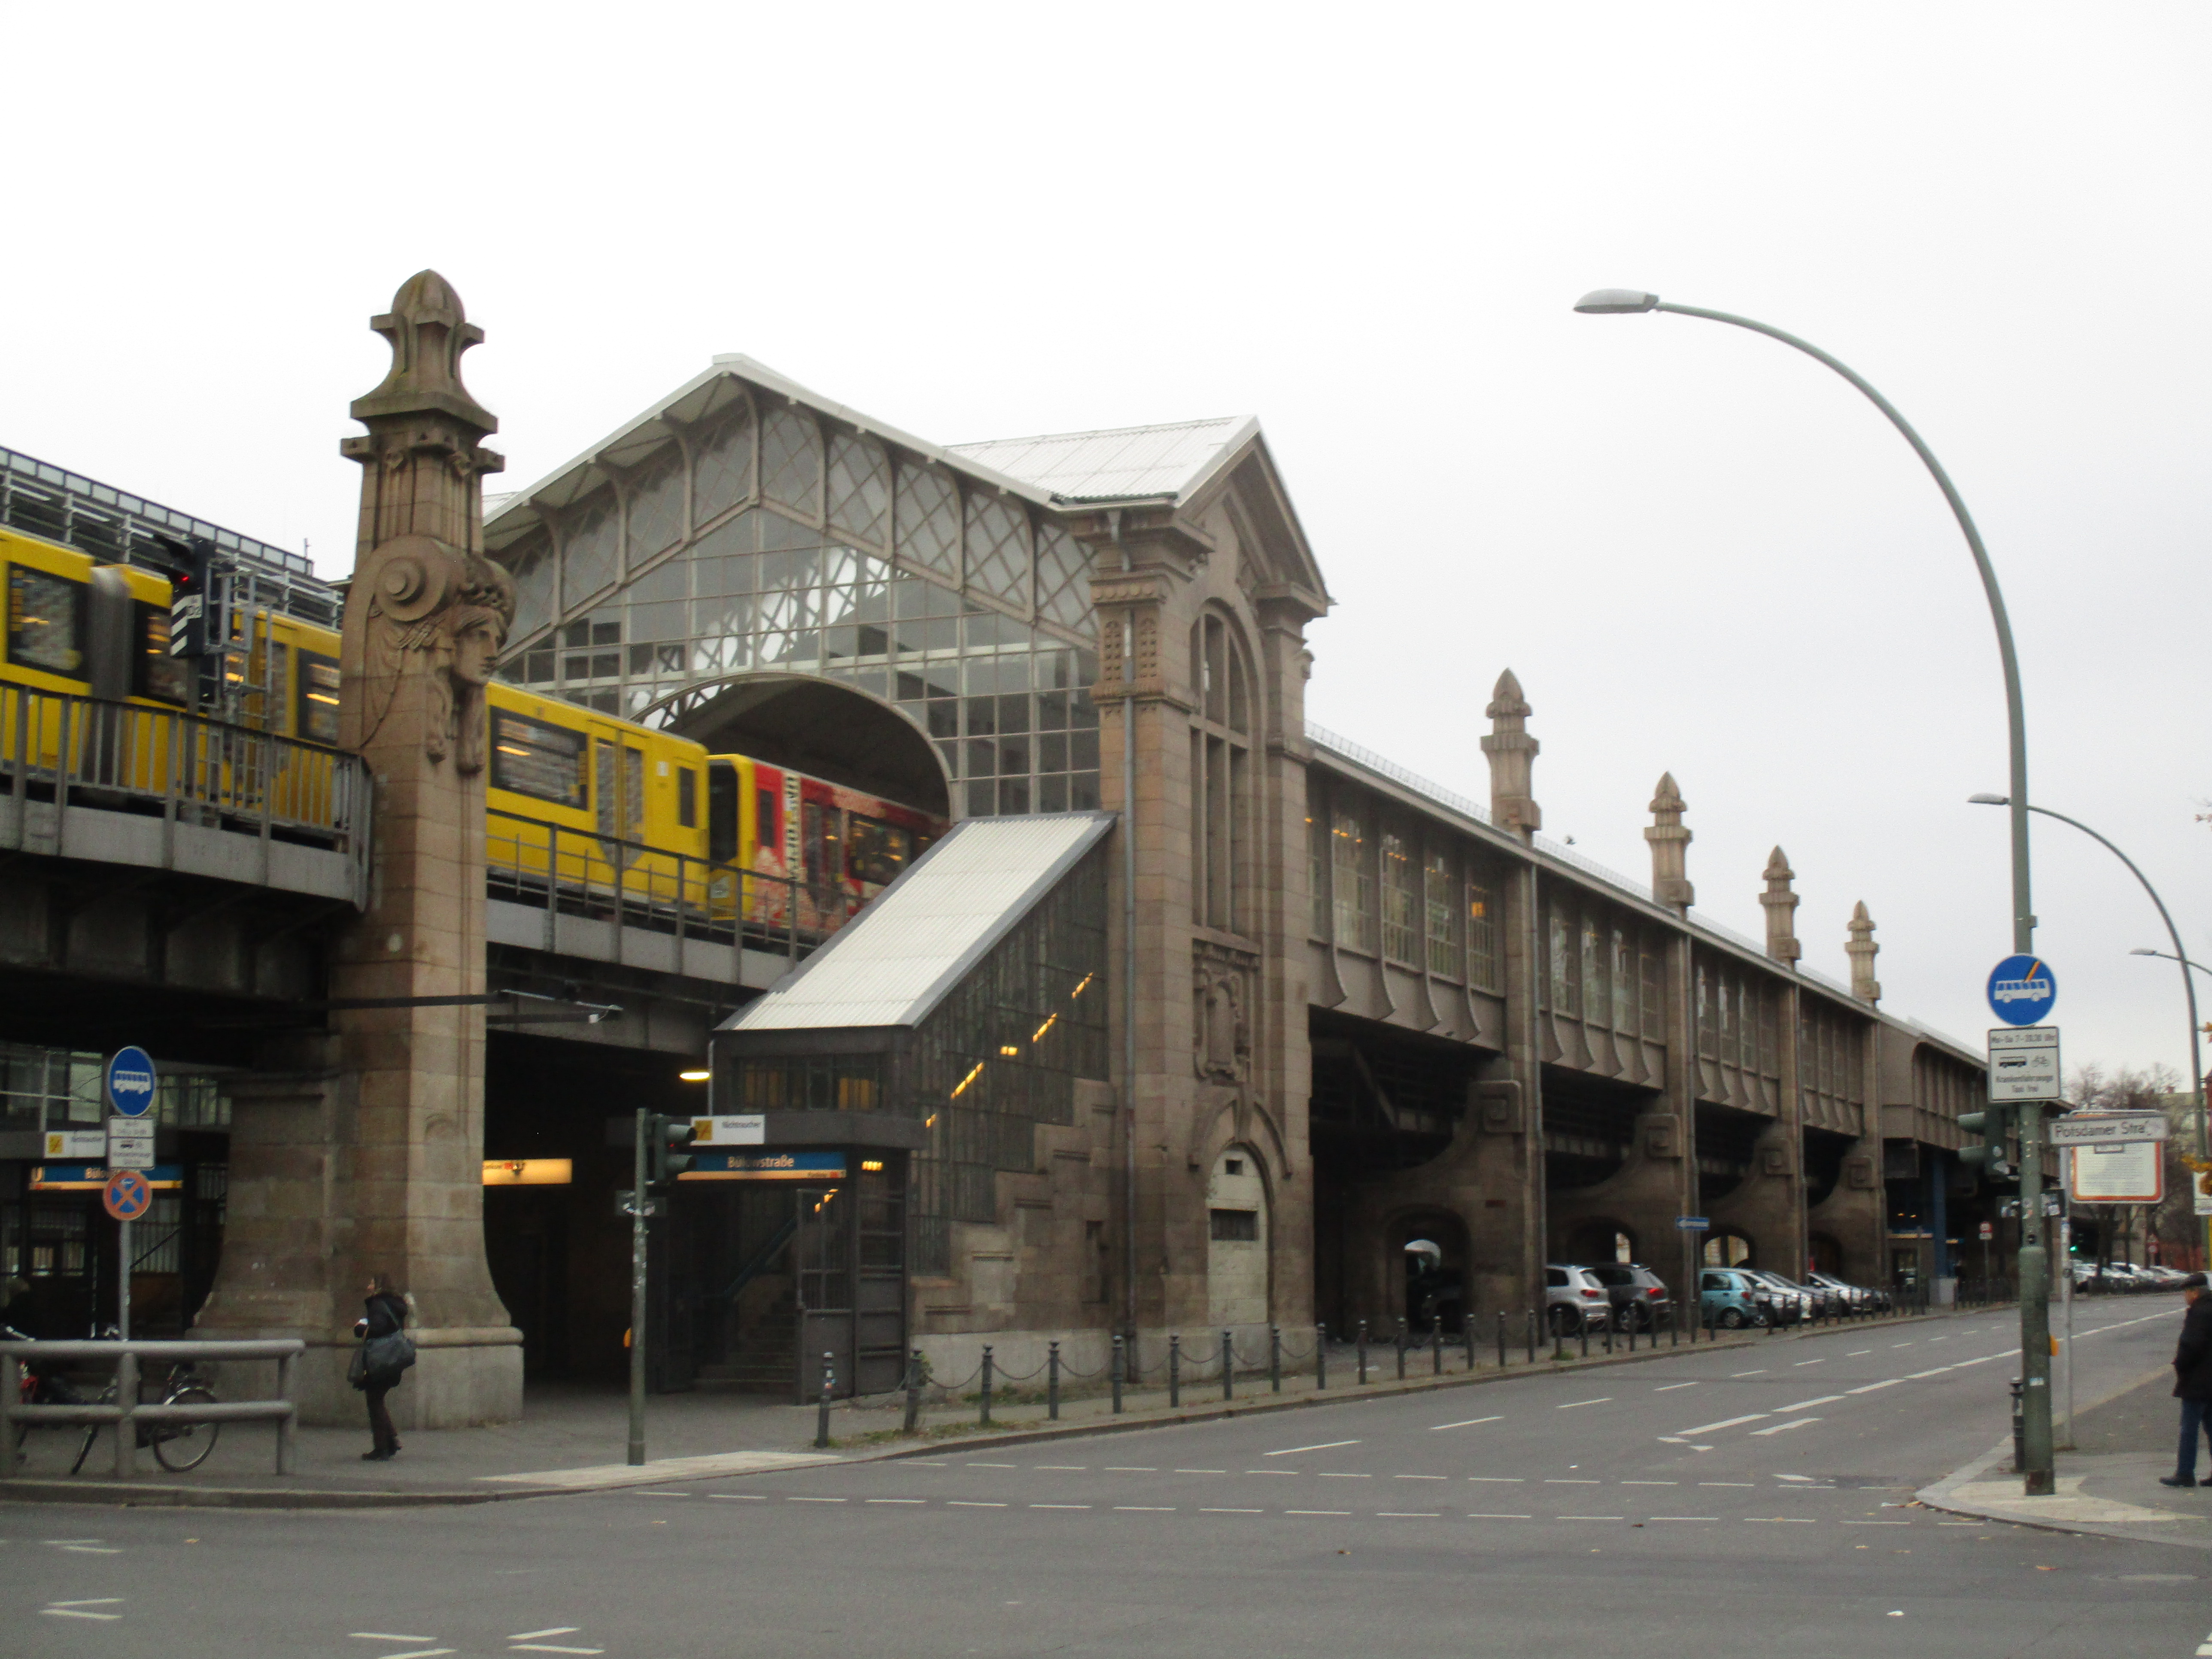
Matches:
[[9, 1302, 2210, 1658]]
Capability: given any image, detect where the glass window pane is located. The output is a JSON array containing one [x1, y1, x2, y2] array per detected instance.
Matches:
[[559, 493, 619, 611], [1381, 832, 1419, 965], [626, 445, 685, 561], [826, 431, 891, 547], [964, 492, 1032, 611], [895, 462, 961, 582], [1035, 519, 1092, 629], [692, 404, 756, 526], [761, 404, 823, 517]]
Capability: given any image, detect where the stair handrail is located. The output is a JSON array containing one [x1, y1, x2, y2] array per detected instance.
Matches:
[[711, 1214, 801, 1307]]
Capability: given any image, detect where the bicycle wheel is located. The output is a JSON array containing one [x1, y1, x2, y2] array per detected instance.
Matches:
[[151, 1386, 219, 1472]]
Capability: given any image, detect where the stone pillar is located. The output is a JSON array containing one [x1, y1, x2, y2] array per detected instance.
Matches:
[[1645, 774, 1693, 915], [1480, 671, 1540, 842], [1760, 848, 1801, 966], [1847, 902, 1881, 1004], [197, 273, 523, 1425]]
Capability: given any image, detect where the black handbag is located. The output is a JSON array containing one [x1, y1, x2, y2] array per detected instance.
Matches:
[[350, 1332, 417, 1390]]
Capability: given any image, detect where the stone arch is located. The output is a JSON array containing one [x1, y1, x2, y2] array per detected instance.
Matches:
[[1205, 1146, 1271, 1329], [1701, 1229, 1755, 1269], [1561, 1216, 1638, 1269], [649, 672, 952, 819], [1808, 1231, 1846, 1276], [1388, 1206, 1472, 1334]]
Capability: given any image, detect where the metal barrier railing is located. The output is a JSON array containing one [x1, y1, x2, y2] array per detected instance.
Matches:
[[486, 808, 858, 963], [0, 687, 370, 905], [1, 1338, 304, 1479]]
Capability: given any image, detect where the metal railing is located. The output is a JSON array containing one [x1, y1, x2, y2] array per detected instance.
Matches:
[[0, 686, 371, 905], [486, 808, 861, 963], [1, 1338, 303, 1478]]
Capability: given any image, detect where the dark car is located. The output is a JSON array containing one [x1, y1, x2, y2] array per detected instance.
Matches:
[[1578, 1261, 1672, 1330]]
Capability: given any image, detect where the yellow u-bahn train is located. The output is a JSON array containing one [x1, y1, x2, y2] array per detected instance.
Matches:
[[0, 524, 944, 931]]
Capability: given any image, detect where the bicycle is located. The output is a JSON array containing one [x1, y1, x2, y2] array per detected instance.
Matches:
[[64, 1338, 222, 1474]]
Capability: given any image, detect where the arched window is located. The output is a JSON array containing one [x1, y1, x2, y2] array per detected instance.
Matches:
[[1190, 611, 1252, 934]]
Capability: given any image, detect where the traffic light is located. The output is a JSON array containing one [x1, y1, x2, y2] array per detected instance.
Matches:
[[1958, 1107, 2015, 1182], [165, 536, 219, 659], [646, 1114, 698, 1189]]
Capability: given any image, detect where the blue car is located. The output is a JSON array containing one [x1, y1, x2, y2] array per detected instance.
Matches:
[[1699, 1268, 1777, 1330]]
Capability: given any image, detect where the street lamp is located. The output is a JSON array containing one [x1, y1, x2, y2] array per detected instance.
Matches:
[[1972, 797, 2206, 1176], [1579, 288, 2050, 1492]]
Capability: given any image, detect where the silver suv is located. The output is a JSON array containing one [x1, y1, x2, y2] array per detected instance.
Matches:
[[1579, 1261, 1672, 1330], [1544, 1263, 1611, 1335]]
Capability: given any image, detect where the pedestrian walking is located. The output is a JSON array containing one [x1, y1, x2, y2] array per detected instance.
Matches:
[[2159, 1273, 2212, 1489], [352, 1275, 416, 1462]]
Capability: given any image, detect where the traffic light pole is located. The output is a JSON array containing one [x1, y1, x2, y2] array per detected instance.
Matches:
[[628, 1106, 648, 1468]]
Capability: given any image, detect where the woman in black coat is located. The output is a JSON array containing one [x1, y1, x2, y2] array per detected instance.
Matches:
[[354, 1276, 409, 1462]]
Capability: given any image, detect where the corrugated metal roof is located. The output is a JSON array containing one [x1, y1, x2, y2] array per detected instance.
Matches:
[[948, 416, 1257, 504], [723, 812, 1114, 1033]]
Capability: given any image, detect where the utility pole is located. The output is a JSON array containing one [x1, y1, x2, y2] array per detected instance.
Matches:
[[627, 1106, 648, 1467]]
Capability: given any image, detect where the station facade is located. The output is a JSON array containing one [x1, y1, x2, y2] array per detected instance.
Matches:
[[0, 278, 2000, 1422]]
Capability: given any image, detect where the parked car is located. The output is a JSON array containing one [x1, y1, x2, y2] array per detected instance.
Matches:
[[1579, 1262, 1673, 1330], [1806, 1270, 1879, 1313], [1738, 1268, 1811, 1325], [1544, 1263, 1611, 1335], [1700, 1267, 1778, 1329]]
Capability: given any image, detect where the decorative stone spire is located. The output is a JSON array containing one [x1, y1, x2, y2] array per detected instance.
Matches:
[[1480, 669, 1540, 841], [1846, 901, 1881, 1003], [1644, 772, 1693, 914], [1759, 846, 1802, 965]]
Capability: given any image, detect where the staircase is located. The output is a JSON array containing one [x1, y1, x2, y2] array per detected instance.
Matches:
[[692, 1297, 798, 1396]]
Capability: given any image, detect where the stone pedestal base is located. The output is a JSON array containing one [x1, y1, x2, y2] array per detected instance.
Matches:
[[207, 1328, 524, 1429]]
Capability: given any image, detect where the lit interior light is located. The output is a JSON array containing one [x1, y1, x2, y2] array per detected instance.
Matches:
[[1071, 972, 1094, 999], [1032, 1013, 1058, 1043], [951, 1061, 985, 1098], [679, 1069, 710, 1082], [481, 1158, 573, 1186], [861, 1159, 885, 1172], [999, 1045, 1020, 1057]]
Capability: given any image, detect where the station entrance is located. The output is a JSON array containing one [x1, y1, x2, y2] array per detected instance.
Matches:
[[651, 1154, 908, 1401]]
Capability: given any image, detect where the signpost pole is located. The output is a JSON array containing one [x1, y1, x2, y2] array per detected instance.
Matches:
[[628, 1107, 648, 1468], [2058, 1212, 2075, 1448], [118, 1217, 131, 1342]]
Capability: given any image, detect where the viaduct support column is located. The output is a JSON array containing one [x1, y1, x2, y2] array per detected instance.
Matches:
[[198, 273, 523, 1426]]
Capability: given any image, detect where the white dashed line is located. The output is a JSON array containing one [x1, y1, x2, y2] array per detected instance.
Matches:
[[1649, 1516, 1719, 1522], [1620, 1480, 1678, 1486], [508, 1629, 582, 1641], [1847, 1380, 1902, 1395], [1776, 1395, 1846, 1411], [1752, 1418, 1820, 1436], [46, 1602, 126, 1622], [788, 1497, 845, 1503], [1654, 1382, 1699, 1392], [708, 1494, 766, 1501], [1287, 1509, 1351, 1516], [1793, 1359, 1826, 1367], [1264, 1440, 1359, 1456], [1030, 1504, 1090, 1510], [1115, 1506, 1176, 1512], [1730, 1369, 1768, 1377], [1677, 1414, 1768, 1434], [1559, 1515, 1624, 1522], [1430, 1415, 1503, 1429], [866, 1498, 926, 1504], [1558, 1398, 1612, 1410], [948, 1501, 1007, 1508], [1200, 1507, 1263, 1513], [1377, 1511, 1440, 1518], [1468, 1512, 1533, 1519], [1545, 1479, 1601, 1485]]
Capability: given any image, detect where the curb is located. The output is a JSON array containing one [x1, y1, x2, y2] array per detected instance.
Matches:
[[0, 1307, 1987, 1509]]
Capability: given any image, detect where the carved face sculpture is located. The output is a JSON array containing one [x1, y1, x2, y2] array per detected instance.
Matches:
[[448, 608, 503, 688]]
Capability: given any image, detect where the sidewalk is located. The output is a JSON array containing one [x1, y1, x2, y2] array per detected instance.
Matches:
[[1919, 1367, 2212, 1551], [1, 1307, 1978, 1509]]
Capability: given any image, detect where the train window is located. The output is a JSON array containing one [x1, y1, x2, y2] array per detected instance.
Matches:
[[802, 802, 837, 889], [296, 651, 341, 744], [677, 767, 698, 830], [491, 711, 588, 808], [757, 787, 778, 851], [707, 763, 738, 863], [7, 565, 88, 678], [134, 603, 191, 705], [847, 817, 912, 887]]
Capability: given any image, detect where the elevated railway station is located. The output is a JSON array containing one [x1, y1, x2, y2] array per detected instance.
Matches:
[[0, 275, 1999, 1427]]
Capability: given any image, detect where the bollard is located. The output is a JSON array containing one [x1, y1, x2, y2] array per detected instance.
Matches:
[[1603, 1315, 1613, 1357], [1497, 1311, 1508, 1370], [1579, 1315, 1590, 1360], [904, 1349, 923, 1434], [1357, 1319, 1369, 1385], [1270, 1325, 1282, 1393], [1112, 1334, 1126, 1414], [1222, 1330, 1234, 1402], [1465, 1313, 1477, 1373], [113, 1349, 139, 1479], [2010, 1376, 2026, 1473], [1670, 1304, 1679, 1348], [1432, 1322, 1443, 1376], [1048, 1340, 1061, 1421], [815, 1350, 835, 1450], [1526, 1308, 1538, 1364], [1170, 1334, 1182, 1408], [1626, 1310, 1636, 1354], [1395, 1316, 1407, 1381], [980, 1346, 994, 1426], [1316, 1324, 1328, 1391], [1553, 1313, 1566, 1363]]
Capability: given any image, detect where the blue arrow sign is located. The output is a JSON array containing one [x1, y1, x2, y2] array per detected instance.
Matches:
[[104, 1046, 157, 1118], [1986, 956, 2057, 1027]]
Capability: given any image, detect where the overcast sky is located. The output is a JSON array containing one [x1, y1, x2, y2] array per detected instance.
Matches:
[[6, 5, 2205, 1084]]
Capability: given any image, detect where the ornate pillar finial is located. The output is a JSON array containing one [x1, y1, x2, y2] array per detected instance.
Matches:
[[1481, 668, 1540, 842], [1645, 771, 1693, 915], [1846, 901, 1881, 1004], [1760, 846, 1802, 965]]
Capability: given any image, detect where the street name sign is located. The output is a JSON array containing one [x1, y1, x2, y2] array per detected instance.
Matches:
[[1987, 1026, 2060, 1101], [1986, 956, 2057, 1027], [691, 1115, 766, 1146], [43, 1129, 105, 1159], [105, 1116, 155, 1171], [2048, 1112, 2168, 1147], [1674, 1215, 1710, 1231], [103, 1046, 156, 1118]]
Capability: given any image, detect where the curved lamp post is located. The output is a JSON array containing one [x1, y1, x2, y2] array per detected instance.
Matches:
[[1577, 288, 2050, 1491]]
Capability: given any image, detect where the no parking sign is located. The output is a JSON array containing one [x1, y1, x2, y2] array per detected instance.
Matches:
[[103, 1169, 152, 1221]]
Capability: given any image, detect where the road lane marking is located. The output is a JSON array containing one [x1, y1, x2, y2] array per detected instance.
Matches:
[[1030, 1504, 1090, 1509], [1730, 1369, 1768, 1377], [1793, 1359, 1826, 1366], [1891, 1342, 1914, 1348], [1115, 1506, 1176, 1511], [866, 1498, 925, 1504], [1557, 1398, 1612, 1410], [46, 1602, 125, 1622], [1430, 1416, 1503, 1429], [968, 1462, 1017, 1468], [1287, 1509, 1351, 1516], [948, 1501, 1007, 1507], [1469, 1477, 1525, 1482], [1654, 1382, 1700, 1392], [1559, 1515, 1623, 1521], [350, 1638, 436, 1644], [1318, 1472, 1371, 1478], [1545, 1479, 1601, 1484], [1847, 1380, 1902, 1395], [1847, 1349, 1872, 1356], [1621, 1480, 1678, 1486], [1175, 1469, 1228, 1474], [508, 1631, 581, 1642], [1264, 1440, 1359, 1456], [1906, 1367, 1954, 1379], [1245, 1470, 1298, 1476], [788, 1496, 845, 1503], [1677, 1414, 1768, 1434], [511, 1648, 600, 1656], [1747, 1516, 1817, 1523], [1650, 1516, 1719, 1522], [1842, 1520, 1910, 1525], [1378, 1512, 1440, 1518], [708, 1494, 766, 1501], [1776, 1395, 1846, 1411], [1700, 1482, 1755, 1487], [1104, 1467, 1157, 1472], [1033, 1465, 1087, 1470], [1751, 1418, 1820, 1436], [1468, 1513, 1533, 1519], [1200, 1507, 1263, 1513], [1395, 1474, 1447, 1480]]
